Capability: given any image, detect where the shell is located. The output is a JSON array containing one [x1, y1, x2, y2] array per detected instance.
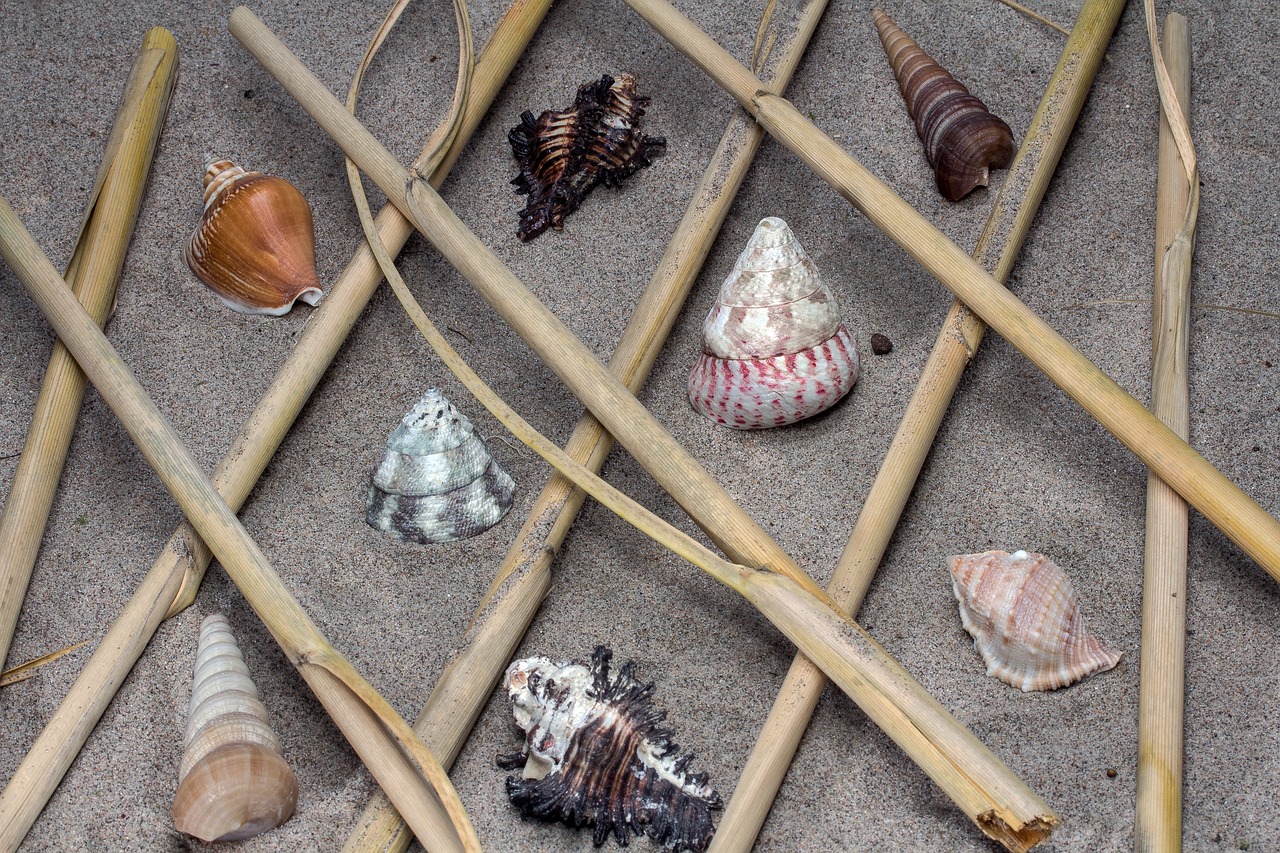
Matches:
[[687, 217, 860, 429], [948, 549, 1123, 691], [171, 613, 298, 842], [509, 73, 666, 241], [872, 10, 1016, 201], [185, 159, 324, 315], [498, 646, 722, 852], [365, 389, 515, 543]]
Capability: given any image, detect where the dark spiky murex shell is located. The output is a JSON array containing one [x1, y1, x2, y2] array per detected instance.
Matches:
[[509, 74, 666, 241], [498, 646, 721, 851], [872, 10, 1016, 201]]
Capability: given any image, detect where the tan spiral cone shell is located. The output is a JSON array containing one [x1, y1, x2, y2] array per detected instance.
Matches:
[[872, 10, 1016, 201], [171, 613, 298, 841]]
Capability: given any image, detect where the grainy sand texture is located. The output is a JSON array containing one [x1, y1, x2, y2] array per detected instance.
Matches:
[[1, 1, 1277, 851]]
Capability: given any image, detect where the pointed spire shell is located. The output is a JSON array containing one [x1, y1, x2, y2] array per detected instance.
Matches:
[[873, 10, 1016, 201], [172, 613, 298, 841]]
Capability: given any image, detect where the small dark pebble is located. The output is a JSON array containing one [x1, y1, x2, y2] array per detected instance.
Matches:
[[1106, 768, 1117, 778], [243, 89, 254, 99], [871, 333, 893, 355]]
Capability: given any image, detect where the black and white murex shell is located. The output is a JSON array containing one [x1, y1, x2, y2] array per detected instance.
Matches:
[[498, 646, 721, 851], [509, 73, 666, 241]]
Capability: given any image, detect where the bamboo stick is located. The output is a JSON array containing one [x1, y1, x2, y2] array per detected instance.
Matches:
[[618, 0, 1280, 582], [0, 28, 178, 671], [0, 3, 552, 847], [1136, 12, 1193, 853], [343, 2, 830, 849], [0, 197, 487, 853], [710, 2, 1127, 848], [229, 9, 1059, 849]]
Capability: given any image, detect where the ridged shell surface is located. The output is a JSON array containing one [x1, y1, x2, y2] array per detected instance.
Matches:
[[688, 217, 859, 429], [509, 73, 666, 241], [366, 389, 515, 543], [873, 10, 1016, 201], [171, 613, 298, 841], [949, 549, 1123, 691], [498, 646, 721, 851], [185, 159, 323, 315]]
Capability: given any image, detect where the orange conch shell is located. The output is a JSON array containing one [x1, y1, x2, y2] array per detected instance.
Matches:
[[948, 549, 1122, 691], [873, 10, 1016, 201], [172, 613, 298, 841], [185, 159, 323, 315]]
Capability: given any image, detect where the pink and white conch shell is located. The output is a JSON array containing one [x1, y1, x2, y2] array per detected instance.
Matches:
[[948, 549, 1122, 692], [687, 217, 860, 429]]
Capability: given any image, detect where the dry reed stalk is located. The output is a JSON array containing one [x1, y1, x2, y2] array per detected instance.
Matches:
[[1136, 11, 1193, 852], [709, 1, 1127, 848], [0, 642, 88, 688], [995, 0, 1072, 36], [341, 2, 830, 849], [373, 265, 1061, 851], [0, 28, 178, 672], [619, 0, 1280, 583], [229, 9, 1059, 849], [0, 1, 557, 846]]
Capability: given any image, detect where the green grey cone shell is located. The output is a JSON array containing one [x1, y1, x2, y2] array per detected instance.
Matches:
[[366, 389, 515, 543]]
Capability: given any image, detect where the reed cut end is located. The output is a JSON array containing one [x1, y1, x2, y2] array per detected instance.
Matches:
[[976, 808, 1059, 852]]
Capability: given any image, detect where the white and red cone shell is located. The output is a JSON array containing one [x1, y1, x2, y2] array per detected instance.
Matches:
[[688, 217, 859, 429]]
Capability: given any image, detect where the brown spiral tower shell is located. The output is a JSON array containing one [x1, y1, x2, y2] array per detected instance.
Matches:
[[873, 10, 1016, 201]]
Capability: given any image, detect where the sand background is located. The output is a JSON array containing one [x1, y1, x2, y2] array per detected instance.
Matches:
[[1, 0, 1277, 850]]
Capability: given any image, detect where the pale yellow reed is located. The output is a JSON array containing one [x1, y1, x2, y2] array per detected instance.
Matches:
[[710, 1, 1127, 848], [1136, 11, 1194, 853], [0, 28, 178, 672], [0, 193, 490, 853], [0, 3, 554, 847], [619, 0, 1280, 584], [342, 4, 829, 846]]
